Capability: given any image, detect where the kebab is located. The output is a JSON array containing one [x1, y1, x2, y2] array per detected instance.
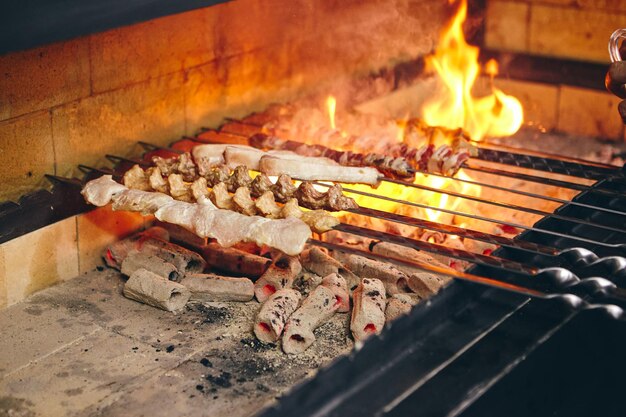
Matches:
[[82, 175, 312, 255], [123, 164, 346, 234], [245, 105, 478, 177], [189, 143, 382, 185], [128, 156, 360, 211], [250, 133, 414, 180], [249, 131, 475, 177]]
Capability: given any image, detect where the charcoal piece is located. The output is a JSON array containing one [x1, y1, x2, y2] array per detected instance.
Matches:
[[351, 278, 386, 342], [123, 268, 190, 311], [254, 288, 301, 344], [254, 255, 302, 302], [180, 273, 254, 302], [282, 285, 338, 354], [121, 251, 180, 282]]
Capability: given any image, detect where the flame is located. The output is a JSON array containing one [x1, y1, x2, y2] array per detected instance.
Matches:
[[326, 95, 337, 130], [423, 0, 523, 141]]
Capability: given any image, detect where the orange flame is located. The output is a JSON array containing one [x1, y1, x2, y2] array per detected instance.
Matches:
[[423, 0, 523, 141], [326, 95, 337, 130]]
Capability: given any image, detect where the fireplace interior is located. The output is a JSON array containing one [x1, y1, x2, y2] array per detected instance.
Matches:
[[1, 1, 626, 416]]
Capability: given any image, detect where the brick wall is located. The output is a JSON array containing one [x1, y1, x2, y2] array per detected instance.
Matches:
[[0, 0, 447, 204], [485, 0, 626, 63], [484, 0, 626, 140]]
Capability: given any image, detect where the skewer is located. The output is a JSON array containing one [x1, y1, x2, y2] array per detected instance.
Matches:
[[473, 140, 621, 170], [218, 120, 622, 179], [192, 132, 625, 232], [110, 142, 626, 254], [383, 177, 626, 235], [309, 238, 548, 299], [206, 128, 626, 199], [312, 182, 626, 253], [406, 167, 626, 217], [98, 151, 626, 264]]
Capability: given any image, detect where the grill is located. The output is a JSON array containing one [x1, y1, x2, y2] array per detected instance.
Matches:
[[33, 103, 626, 415]]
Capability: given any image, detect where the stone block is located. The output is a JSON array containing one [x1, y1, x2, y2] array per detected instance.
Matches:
[[557, 86, 624, 140], [0, 328, 180, 417], [529, 4, 626, 63], [0, 290, 100, 377], [184, 61, 227, 134], [485, 1, 529, 52], [0, 111, 54, 202], [0, 216, 78, 307], [90, 8, 216, 93], [52, 72, 185, 178], [0, 38, 90, 121]]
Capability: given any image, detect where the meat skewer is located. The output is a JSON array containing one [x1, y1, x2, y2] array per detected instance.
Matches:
[[126, 157, 359, 212], [125, 164, 343, 233], [250, 133, 414, 180], [249, 130, 475, 177], [81, 175, 312, 256]]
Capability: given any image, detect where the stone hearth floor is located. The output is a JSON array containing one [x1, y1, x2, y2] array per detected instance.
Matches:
[[0, 269, 353, 417]]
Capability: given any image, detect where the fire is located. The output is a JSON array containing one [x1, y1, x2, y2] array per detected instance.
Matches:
[[422, 0, 523, 141], [326, 95, 337, 130]]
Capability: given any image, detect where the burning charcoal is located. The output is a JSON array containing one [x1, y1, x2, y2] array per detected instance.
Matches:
[[385, 294, 417, 324], [254, 255, 302, 302], [320, 273, 350, 313], [103, 226, 170, 269], [351, 278, 386, 342], [157, 223, 207, 249], [180, 273, 254, 302], [210, 182, 236, 210], [233, 186, 258, 216], [282, 285, 338, 354], [123, 268, 190, 312], [138, 239, 206, 276], [201, 242, 271, 279], [121, 251, 180, 282], [370, 241, 448, 274], [463, 238, 497, 256], [407, 272, 449, 298], [332, 252, 407, 295], [292, 271, 323, 296], [254, 288, 301, 344], [300, 247, 360, 291], [369, 241, 450, 297], [123, 165, 151, 191]]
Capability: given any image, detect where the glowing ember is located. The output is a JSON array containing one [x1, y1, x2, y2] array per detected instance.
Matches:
[[422, 0, 523, 141]]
